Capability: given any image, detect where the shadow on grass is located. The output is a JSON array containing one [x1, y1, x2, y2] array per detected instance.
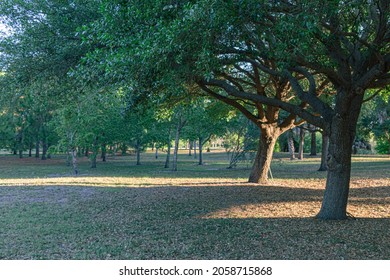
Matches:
[[0, 183, 389, 259]]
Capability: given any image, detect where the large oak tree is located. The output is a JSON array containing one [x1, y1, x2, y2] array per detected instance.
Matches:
[[88, 0, 389, 220]]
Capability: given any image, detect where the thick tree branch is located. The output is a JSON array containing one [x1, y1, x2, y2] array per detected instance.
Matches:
[[283, 70, 334, 122], [199, 78, 326, 129], [198, 83, 259, 125]]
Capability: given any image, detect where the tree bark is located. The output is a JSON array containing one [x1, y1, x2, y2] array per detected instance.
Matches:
[[310, 126, 317, 156], [198, 136, 203, 165], [193, 140, 197, 159], [35, 137, 40, 158], [90, 137, 99, 168], [172, 121, 181, 171], [248, 128, 279, 183], [41, 138, 48, 160], [316, 91, 364, 220], [318, 132, 329, 171], [101, 144, 107, 162], [71, 148, 78, 175], [66, 150, 71, 166], [28, 145, 32, 157], [164, 138, 171, 168], [298, 126, 305, 160], [136, 139, 141, 165], [188, 140, 192, 156], [287, 130, 295, 160]]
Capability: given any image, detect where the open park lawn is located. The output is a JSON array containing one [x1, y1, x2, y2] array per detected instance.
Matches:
[[0, 151, 389, 260]]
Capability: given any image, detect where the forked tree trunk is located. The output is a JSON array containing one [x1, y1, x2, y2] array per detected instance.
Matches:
[[248, 129, 278, 183], [318, 132, 329, 171], [316, 91, 364, 220]]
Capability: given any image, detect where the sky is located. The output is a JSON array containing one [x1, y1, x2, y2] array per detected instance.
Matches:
[[0, 22, 11, 36]]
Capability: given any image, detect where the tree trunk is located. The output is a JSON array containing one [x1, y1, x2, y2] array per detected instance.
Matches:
[[101, 144, 107, 162], [136, 139, 141, 165], [35, 137, 40, 158], [121, 144, 127, 155], [155, 147, 158, 159], [248, 128, 278, 183], [172, 122, 181, 171], [317, 119, 352, 219], [298, 126, 305, 160], [317, 91, 364, 220], [188, 140, 192, 156], [287, 130, 295, 160], [66, 150, 71, 166], [318, 132, 329, 171], [18, 149, 23, 159], [193, 140, 197, 159], [310, 126, 317, 156], [198, 136, 203, 165], [164, 138, 171, 168], [41, 139, 48, 160], [71, 148, 78, 175]]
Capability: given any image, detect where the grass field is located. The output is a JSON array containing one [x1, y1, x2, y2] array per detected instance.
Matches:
[[0, 150, 389, 259]]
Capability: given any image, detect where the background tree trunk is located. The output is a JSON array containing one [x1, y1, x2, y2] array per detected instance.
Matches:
[[101, 144, 107, 162], [172, 119, 185, 171], [318, 132, 329, 171], [41, 138, 48, 160], [198, 136, 203, 165], [298, 126, 305, 160], [310, 126, 317, 156], [136, 139, 141, 165], [287, 130, 295, 160], [188, 140, 192, 156], [193, 140, 197, 159], [71, 148, 78, 175], [164, 130, 172, 168], [35, 136, 40, 158], [90, 137, 98, 168]]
